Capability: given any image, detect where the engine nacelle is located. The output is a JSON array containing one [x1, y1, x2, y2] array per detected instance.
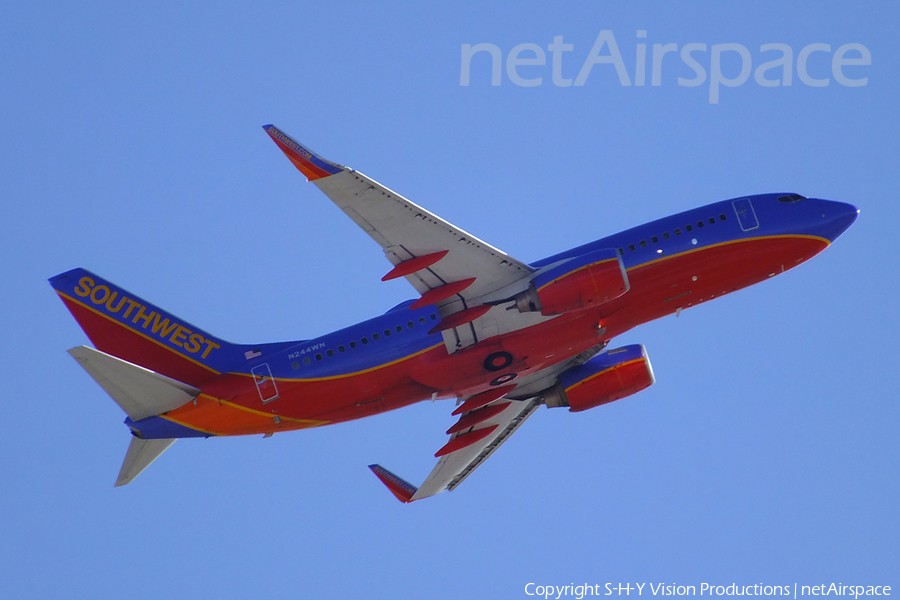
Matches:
[[512, 248, 629, 316], [544, 344, 655, 412]]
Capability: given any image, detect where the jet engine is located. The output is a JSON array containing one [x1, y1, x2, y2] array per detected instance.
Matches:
[[511, 248, 629, 316], [544, 344, 655, 412]]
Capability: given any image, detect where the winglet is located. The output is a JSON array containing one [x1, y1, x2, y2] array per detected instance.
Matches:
[[263, 124, 345, 181], [368, 464, 418, 503]]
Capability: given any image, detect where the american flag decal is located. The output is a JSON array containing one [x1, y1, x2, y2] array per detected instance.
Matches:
[[244, 349, 262, 360]]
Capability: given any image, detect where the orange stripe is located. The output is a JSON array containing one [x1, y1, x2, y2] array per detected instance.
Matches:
[[213, 395, 327, 426], [162, 394, 329, 437]]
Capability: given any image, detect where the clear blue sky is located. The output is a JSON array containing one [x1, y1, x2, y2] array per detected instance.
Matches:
[[1, 2, 897, 598]]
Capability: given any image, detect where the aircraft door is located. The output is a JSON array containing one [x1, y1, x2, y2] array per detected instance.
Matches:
[[732, 198, 759, 231], [251, 363, 279, 403]]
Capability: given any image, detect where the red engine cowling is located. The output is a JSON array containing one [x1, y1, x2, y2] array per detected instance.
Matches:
[[544, 345, 655, 412], [512, 248, 629, 316]]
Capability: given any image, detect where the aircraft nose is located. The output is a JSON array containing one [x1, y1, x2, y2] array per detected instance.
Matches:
[[813, 199, 859, 243]]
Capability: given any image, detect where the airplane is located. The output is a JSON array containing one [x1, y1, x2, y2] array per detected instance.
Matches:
[[49, 124, 859, 502]]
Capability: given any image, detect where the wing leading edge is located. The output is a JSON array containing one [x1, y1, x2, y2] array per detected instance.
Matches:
[[264, 124, 542, 351]]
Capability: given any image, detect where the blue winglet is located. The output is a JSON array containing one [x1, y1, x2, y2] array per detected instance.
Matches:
[[263, 124, 344, 181], [368, 464, 418, 503]]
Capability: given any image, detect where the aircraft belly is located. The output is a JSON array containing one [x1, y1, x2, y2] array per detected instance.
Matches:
[[308, 380, 437, 422], [408, 236, 830, 399], [410, 312, 605, 394], [159, 235, 828, 438], [169, 360, 441, 435]]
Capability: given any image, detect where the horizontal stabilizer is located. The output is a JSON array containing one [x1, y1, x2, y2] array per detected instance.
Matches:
[[116, 437, 176, 486], [68, 346, 200, 421]]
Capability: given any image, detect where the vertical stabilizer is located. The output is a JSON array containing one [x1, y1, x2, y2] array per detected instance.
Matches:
[[116, 438, 176, 486]]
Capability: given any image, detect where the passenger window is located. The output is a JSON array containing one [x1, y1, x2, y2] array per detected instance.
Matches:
[[327, 349, 334, 357], [361, 337, 369, 345], [697, 221, 704, 228], [719, 214, 727, 221], [686, 224, 693, 232], [304, 357, 311, 365], [708, 217, 716, 224], [640, 240, 647, 247], [373, 333, 380, 341], [418, 317, 426, 324], [350, 341, 357, 349], [338, 345, 345, 353], [628, 244, 636, 251], [384, 329, 391, 337], [396, 325, 403, 333], [430, 314, 438, 320], [315, 353, 323, 361], [618, 248, 624, 255], [292, 361, 300, 370], [651, 236, 659, 243], [675, 228, 681, 235], [663, 232, 670, 240], [407, 321, 414, 329]]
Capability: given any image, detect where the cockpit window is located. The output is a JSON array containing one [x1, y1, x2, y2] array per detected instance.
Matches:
[[778, 194, 806, 203]]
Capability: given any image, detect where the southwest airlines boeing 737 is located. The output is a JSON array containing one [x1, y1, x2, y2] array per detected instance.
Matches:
[[50, 125, 858, 502]]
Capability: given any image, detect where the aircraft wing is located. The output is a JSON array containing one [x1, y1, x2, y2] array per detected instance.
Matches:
[[264, 125, 540, 349], [370, 395, 541, 502], [367, 343, 608, 502]]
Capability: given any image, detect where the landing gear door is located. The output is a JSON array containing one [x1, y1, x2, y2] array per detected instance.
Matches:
[[732, 198, 760, 232], [251, 363, 279, 403]]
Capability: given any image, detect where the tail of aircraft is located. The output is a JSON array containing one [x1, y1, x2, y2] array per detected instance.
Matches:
[[68, 345, 200, 485], [50, 267, 297, 485], [50, 268, 235, 387]]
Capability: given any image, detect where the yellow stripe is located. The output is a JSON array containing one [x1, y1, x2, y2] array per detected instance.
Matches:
[[536, 235, 827, 292], [564, 358, 645, 392], [57, 290, 220, 375], [238, 342, 445, 383], [61, 289, 444, 384], [159, 396, 330, 437], [205, 394, 328, 426], [624, 234, 829, 273], [537, 257, 618, 292]]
